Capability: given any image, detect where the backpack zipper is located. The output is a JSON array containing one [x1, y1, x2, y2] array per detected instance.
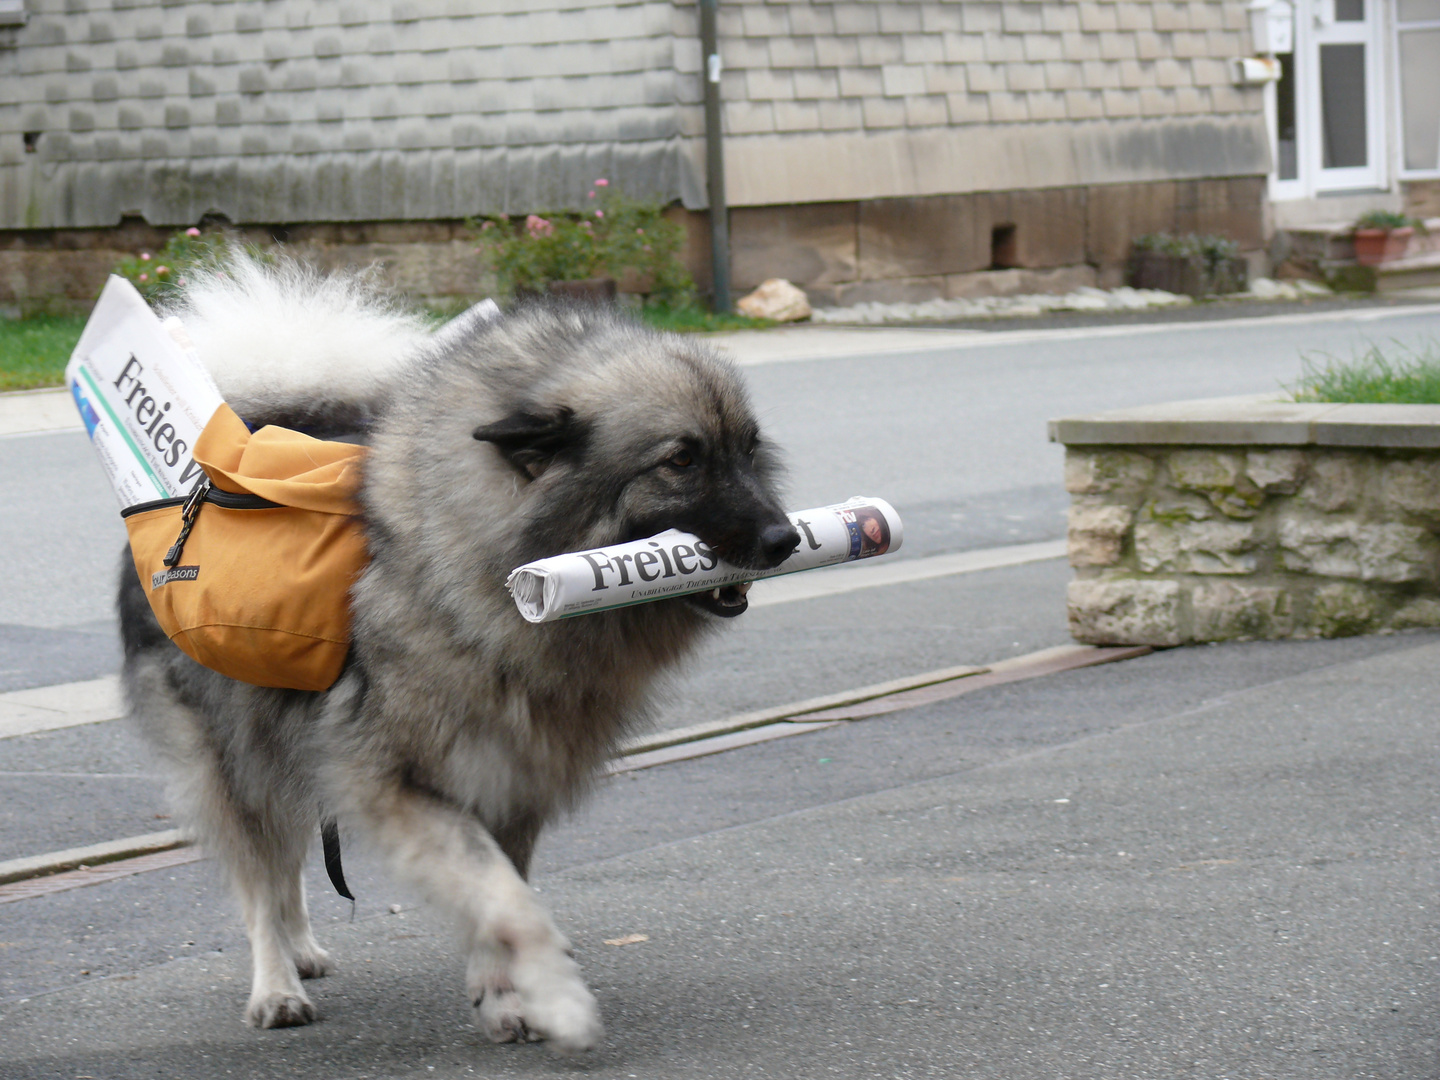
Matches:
[[120, 481, 284, 567]]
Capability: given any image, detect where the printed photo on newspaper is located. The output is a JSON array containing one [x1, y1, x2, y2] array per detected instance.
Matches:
[[506, 496, 903, 623], [65, 275, 225, 510]]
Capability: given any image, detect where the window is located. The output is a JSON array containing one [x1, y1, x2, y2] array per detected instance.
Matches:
[[0, 0, 25, 27], [1397, 4, 1440, 175]]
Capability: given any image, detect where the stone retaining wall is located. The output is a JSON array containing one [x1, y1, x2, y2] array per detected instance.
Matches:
[[1050, 397, 1440, 645]]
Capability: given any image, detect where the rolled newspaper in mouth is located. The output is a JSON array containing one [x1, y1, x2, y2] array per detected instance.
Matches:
[[506, 496, 902, 623]]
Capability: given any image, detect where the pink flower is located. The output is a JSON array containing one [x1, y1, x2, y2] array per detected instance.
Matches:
[[138, 273, 148, 281], [140, 252, 151, 261], [177, 276, 186, 285], [156, 265, 169, 274], [588, 191, 595, 199], [593, 178, 608, 187], [480, 220, 494, 231], [636, 227, 644, 235], [595, 210, 604, 219], [185, 227, 200, 237], [525, 214, 553, 237]]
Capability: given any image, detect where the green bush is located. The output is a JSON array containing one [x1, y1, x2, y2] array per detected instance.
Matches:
[[1290, 339, 1440, 404], [1131, 232, 1240, 276], [112, 227, 240, 305], [470, 179, 695, 307], [1353, 210, 1422, 232]]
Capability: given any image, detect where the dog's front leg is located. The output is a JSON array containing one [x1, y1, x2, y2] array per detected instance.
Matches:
[[234, 856, 318, 1028], [353, 783, 602, 1053]]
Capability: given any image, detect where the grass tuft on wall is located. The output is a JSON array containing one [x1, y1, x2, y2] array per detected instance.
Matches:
[[1290, 340, 1440, 405]]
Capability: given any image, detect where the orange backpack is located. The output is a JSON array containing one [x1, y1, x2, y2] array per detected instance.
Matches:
[[121, 404, 369, 691]]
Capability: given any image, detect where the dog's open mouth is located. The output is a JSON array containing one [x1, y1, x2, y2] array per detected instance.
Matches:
[[685, 581, 752, 618]]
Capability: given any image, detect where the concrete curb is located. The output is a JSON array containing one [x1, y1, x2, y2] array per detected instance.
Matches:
[[0, 829, 188, 886], [0, 386, 81, 438]]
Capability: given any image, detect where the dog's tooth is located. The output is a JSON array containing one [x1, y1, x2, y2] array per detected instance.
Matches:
[[710, 589, 721, 600], [735, 582, 752, 596]]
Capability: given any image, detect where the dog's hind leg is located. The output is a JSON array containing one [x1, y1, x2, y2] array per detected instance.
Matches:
[[352, 781, 602, 1053]]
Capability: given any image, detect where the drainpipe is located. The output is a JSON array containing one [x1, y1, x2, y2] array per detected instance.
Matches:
[[699, 0, 730, 312]]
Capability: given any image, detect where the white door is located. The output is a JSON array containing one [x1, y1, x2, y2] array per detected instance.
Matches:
[[1271, 0, 1388, 197]]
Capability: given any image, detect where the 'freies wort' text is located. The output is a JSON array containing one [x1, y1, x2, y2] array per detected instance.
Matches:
[[579, 539, 720, 590], [114, 354, 204, 483], [577, 519, 820, 591]]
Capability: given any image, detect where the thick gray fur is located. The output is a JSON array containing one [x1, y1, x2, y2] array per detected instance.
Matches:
[[120, 260, 797, 1049]]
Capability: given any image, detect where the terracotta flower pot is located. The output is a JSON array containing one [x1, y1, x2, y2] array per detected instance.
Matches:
[[1353, 226, 1414, 267]]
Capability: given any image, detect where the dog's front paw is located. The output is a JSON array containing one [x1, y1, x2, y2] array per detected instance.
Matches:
[[246, 989, 317, 1028], [473, 979, 541, 1044], [507, 951, 603, 1054]]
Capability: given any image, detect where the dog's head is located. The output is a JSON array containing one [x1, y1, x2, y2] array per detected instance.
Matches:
[[467, 307, 799, 619]]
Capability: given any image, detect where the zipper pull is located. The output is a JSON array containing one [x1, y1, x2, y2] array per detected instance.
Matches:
[[163, 478, 211, 567]]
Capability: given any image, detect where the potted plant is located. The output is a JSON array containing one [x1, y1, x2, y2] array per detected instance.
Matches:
[[1351, 210, 1420, 267], [471, 179, 694, 306], [1128, 233, 1247, 297]]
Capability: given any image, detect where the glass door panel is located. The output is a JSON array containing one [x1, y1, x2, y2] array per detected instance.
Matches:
[[1320, 43, 1367, 168], [1311, 0, 1383, 190]]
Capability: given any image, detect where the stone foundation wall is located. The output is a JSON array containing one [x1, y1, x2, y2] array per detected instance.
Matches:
[[1063, 443, 1440, 645], [1, 174, 1266, 314]]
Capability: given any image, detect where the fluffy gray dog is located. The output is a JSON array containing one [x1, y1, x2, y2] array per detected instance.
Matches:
[[118, 258, 799, 1050]]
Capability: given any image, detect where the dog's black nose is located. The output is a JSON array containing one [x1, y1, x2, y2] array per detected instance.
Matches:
[[759, 521, 801, 566]]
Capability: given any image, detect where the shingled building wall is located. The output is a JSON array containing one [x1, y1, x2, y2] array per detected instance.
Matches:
[[0, 0, 1272, 310]]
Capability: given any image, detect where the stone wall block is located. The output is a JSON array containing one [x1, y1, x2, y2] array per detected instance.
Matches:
[[1278, 519, 1440, 584], [1067, 578, 1184, 646], [1166, 449, 1263, 517], [1135, 519, 1258, 574], [1245, 449, 1307, 494], [1299, 453, 1364, 513], [1064, 449, 1155, 496], [1191, 582, 1293, 641], [1390, 598, 1440, 630], [1380, 458, 1440, 522], [1307, 582, 1381, 638], [1067, 500, 1134, 567], [1140, 492, 1215, 523]]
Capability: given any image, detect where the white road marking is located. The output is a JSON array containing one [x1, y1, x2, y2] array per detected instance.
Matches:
[[0, 675, 122, 739], [748, 539, 1066, 607]]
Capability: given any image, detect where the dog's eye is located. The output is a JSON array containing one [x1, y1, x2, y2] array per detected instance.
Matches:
[[666, 449, 695, 469]]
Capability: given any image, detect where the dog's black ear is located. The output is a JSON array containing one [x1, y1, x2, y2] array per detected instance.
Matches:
[[473, 406, 584, 479]]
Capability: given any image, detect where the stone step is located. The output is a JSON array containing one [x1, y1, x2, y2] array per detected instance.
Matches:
[[1375, 251, 1440, 293], [1279, 217, 1440, 268]]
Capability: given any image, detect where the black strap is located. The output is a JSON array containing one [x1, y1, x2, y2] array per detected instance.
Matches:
[[321, 818, 354, 901]]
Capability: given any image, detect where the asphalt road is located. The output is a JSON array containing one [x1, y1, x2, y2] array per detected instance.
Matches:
[[1, 630, 1434, 1079], [1, 300, 1438, 1078]]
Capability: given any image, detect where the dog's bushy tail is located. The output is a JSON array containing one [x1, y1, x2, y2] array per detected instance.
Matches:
[[163, 252, 432, 431]]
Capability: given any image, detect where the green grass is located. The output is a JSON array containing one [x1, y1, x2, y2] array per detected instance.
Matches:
[[0, 316, 87, 390], [0, 300, 768, 395], [636, 303, 775, 333], [1289, 339, 1440, 405]]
